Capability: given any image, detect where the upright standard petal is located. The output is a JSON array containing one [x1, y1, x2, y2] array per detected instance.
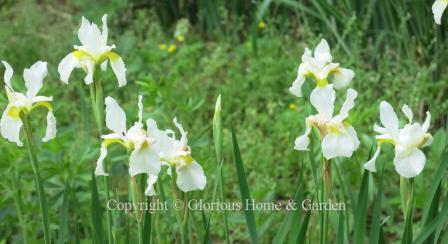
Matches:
[[101, 14, 109, 46], [401, 104, 413, 123], [422, 111, 431, 133], [105, 96, 127, 134], [379, 101, 399, 138], [23, 61, 47, 97], [58, 53, 80, 84], [1, 61, 13, 89], [173, 117, 188, 147], [332, 68, 354, 89], [394, 148, 425, 178], [0, 108, 23, 146], [310, 85, 335, 119], [137, 95, 143, 124], [145, 174, 158, 196], [432, 0, 448, 25], [364, 145, 381, 172], [314, 39, 332, 64], [176, 161, 206, 192], [129, 146, 162, 177], [334, 88, 357, 123], [42, 110, 57, 142]]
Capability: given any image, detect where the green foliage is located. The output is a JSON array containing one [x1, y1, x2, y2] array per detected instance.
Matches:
[[0, 0, 447, 243]]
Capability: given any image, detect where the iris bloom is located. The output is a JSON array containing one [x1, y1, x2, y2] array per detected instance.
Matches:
[[432, 0, 448, 25], [1, 61, 56, 146], [147, 117, 206, 192], [294, 85, 359, 159], [95, 96, 161, 182], [364, 102, 432, 178], [58, 14, 126, 87], [289, 39, 354, 98]]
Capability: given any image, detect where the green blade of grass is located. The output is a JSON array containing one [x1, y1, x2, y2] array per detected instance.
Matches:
[[57, 184, 70, 244], [91, 173, 104, 244], [296, 204, 312, 242], [142, 197, 152, 243], [370, 166, 385, 244], [353, 170, 370, 244], [201, 210, 212, 244], [336, 211, 345, 244], [414, 190, 448, 244], [231, 125, 257, 243], [273, 183, 304, 244]]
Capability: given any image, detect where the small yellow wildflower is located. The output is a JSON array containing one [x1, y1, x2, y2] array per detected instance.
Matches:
[[159, 44, 167, 50], [168, 44, 177, 54], [288, 103, 297, 110], [176, 35, 185, 42], [258, 21, 266, 29]]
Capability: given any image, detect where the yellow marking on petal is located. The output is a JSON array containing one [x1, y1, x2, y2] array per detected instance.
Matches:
[[31, 101, 52, 112], [316, 78, 328, 87], [103, 138, 126, 148], [168, 44, 177, 54], [7, 106, 22, 119], [159, 44, 167, 50], [327, 123, 340, 135], [72, 50, 93, 60], [378, 138, 395, 145], [103, 51, 121, 62]]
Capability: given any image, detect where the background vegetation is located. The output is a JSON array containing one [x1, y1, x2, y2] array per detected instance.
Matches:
[[0, 0, 447, 243]]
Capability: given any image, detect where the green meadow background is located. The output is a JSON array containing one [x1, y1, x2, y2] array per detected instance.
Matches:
[[0, 0, 447, 243]]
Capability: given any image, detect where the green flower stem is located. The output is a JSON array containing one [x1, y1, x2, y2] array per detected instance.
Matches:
[[130, 176, 145, 244], [321, 157, 331, 244], [171, 176, 186, 244], [400, 177, 415, 244], [181, 192, 190, 243], [89, 75, 112, 244], [21, 113, 50, 244]]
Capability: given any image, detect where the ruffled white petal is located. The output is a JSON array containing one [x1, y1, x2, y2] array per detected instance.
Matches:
[[321, 128, 358, 159], [310, 85, 335, 119], [176, 161, 206, 192], [294, 120, 312, 150], [95, 144, 109, 176], [289, 75, 305, 97], [0, 108, 23, 146], [364, 146, 381, 172], [137, 95, 143, 124], [58, 53, 80, 84], [379, 101, 399, 138], [23, 61, 47, 97], [129, 146, 162, 177], [394, 148, 425, 178], [105, 96, 127, 134], [109, 56, 127, 87], [334, 88, 357, 123], [173, 117, 188, 148], [432, 0, 448, 25], [145, 174, 158, 196], [422, 111, 431, 133], [333, 68, 354, 89], [401, 104, 413, 123], [101, 14, 109, 46], [42, 110, 57, 142], [1, 61, 13, 89]]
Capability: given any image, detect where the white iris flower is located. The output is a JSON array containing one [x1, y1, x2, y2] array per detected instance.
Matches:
[[58, 14, 126, 87], [289, 39, 354, 98], [147, 117, 206, 192], [1, 61, 57, 146], [95, 96, 161, 182], [364, 101, 432, 178], [432, 0, 448, 25], [294, 85, 360, 159]]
